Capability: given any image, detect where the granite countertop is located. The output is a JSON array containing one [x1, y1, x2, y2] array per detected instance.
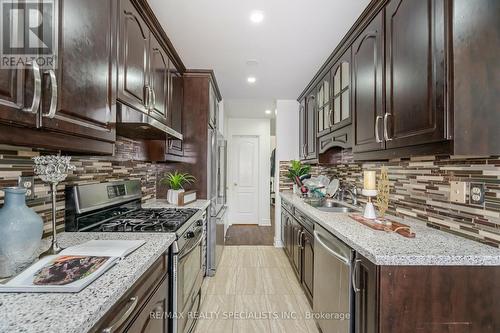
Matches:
[[0, 232, 176, 333], [280, 192, 500, 266], [142, 199, 211, 211]]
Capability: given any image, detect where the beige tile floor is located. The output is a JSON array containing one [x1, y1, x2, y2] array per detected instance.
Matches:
[[195, 246, 320, 333]]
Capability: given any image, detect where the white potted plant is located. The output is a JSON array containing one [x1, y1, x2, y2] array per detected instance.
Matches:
[[161, 171, 196, 205]]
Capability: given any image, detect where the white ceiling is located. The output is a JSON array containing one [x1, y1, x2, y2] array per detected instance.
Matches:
[[148, 0, 370, 100], [224, 99, 276, 119]]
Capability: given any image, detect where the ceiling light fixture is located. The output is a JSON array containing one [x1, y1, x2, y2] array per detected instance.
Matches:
[[250, 10, 264, 24], [265, 109, 272, 115], [247, 76, 256, 84]]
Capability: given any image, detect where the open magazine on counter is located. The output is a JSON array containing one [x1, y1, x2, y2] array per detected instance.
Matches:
[[0, 240, 145, 293]]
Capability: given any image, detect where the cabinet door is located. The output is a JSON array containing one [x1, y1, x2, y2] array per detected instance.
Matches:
[[40, 0, 115, 142], [354, 253, 378, 333], [301, 229, 314, 304], [331, 48, 352, 131], [317, 75, 331, 137], [118, 0, 149, 113], [299, 99, 306, 159], [208, 83, 217, 128], [291, 219, 302, 279], [126, 276, 169, 333], [305, 94, 317, 160], [352, 11, 385, 153], [166, 70, 183, 156], [384, 0, 446, 149], [148, 35, 169, 124]]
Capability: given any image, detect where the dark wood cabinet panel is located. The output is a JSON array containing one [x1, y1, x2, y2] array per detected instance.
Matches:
[[291, 218, 302, 278], [301, 229, 314, 305], [299, 99, 306, 159], [305, 94, 317, 160], [126, 275, 169, 333], [453, 0, 500, 155], [118, 0, 149, 112], [352, 11, 385, 154], [384, 0, 446, 149], [40, 0, 115, 142], [148, 35, 169, 124], [354, 253, 379, 333], [166, 70, 183, 157]]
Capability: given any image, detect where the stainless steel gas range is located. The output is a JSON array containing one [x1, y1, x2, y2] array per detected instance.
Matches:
[[65, 180, 206, 333]]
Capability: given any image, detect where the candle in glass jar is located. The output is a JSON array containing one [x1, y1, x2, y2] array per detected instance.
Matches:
[[363, 170, 376, 190]]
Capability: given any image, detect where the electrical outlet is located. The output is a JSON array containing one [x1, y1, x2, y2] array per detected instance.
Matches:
[[450, 181, 467, 204], [18, 176, 35, 200], [469, 183, 485, 206]]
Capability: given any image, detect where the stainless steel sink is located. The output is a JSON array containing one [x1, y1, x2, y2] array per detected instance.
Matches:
[[316, 206, 356, 213]]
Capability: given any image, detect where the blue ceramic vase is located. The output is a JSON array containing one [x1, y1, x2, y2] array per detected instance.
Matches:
[[0, 187, 43, 278]]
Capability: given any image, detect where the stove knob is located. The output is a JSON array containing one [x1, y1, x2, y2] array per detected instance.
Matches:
[[196, 220, 203, 226], [186, 231, 195, 239]]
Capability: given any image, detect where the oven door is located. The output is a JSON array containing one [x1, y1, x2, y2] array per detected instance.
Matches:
[[177, 227, 204, 333]]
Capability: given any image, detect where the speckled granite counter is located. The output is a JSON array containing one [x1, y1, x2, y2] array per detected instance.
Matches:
[[142, 199, 210, 211], [280, 192, 500, 266], [0, 232, 175, 333]]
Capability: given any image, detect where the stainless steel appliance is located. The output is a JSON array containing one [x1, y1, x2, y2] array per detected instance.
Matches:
[[313, 224, 354, 333], [207, 130, 227, 276], [65, 180, 206, 333]]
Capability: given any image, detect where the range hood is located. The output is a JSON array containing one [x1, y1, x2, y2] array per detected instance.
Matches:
[[116, 102, 182, 140]]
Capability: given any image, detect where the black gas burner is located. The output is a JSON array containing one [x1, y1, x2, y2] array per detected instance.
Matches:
[[93, 208, 198, 233]]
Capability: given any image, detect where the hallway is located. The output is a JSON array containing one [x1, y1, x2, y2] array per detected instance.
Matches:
[[195, 246, 320, 333], [224, 206, 275, 246]]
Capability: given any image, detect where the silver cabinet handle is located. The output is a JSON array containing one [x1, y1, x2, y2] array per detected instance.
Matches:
[[384, 113, 393, 141], [150, 86, 156, 110], [329, 109, 333, 127], [352, 259, 361, 293], [144, 85, 150, 109], [296, 228, 302, 247], [375, 115, 383, 143], [42, 70, 57, 118], [300, 231, 305, 249], [102, 296, 138, 333], [22, 62, 42, 114]]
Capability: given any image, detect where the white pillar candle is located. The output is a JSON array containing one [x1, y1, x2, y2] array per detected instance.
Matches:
[[363, 170, 376, 190]]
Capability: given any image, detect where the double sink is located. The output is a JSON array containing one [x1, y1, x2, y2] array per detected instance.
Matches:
[[303, 198, 359, 213]]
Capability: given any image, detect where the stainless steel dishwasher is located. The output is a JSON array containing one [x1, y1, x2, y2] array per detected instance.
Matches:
[[313, 224, 354, 333]]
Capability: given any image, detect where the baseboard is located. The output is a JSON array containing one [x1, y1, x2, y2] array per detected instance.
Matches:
[[259, 218, 271, 226], [274, 239, 284, 248]]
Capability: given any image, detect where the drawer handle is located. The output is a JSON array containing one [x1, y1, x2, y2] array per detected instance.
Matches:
[[375, 115, 383, 143], [102, 296, 139, 333]]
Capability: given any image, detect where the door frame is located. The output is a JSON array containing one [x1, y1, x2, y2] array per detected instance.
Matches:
[[228, 134, 260, 225]]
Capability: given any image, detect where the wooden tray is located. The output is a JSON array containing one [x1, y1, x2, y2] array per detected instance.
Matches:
[[349, 214, 416, 238]]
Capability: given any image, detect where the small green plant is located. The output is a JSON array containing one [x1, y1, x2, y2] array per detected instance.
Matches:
[[161, 171, 196, 190], [286, 160, 311, 180]]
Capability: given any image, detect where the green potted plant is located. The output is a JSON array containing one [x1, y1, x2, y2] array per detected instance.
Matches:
[[160, 171, 196, 204], [287, 160, 311, 194]]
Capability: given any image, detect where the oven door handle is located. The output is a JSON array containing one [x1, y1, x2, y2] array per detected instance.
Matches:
[[178, 235, 203, 260]]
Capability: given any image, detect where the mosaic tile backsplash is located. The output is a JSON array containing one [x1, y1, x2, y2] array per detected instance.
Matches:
[[0, 137, 170, 237], [279, 152, 500, 247]]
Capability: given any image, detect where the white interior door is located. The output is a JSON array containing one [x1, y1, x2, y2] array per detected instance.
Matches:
[[230, 135, 259, 224]]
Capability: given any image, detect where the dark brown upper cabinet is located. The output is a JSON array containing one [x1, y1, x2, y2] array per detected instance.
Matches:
[[299, 99, 307, 160], [166, 67, 184, 157], [40, 0, 116, 143], [118, 0, 150, 113], [316, 74, 331, 137], [304, 93, 318, 161], [384, 0, 446, 149], [331, 48, 352, 131], [352, 10, 385, 154], [208, 81, 217, 129], [148, 34, 170, 125]]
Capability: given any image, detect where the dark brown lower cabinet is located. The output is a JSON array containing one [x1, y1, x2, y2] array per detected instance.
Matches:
[[281, 203, 314, 305], [354, 253, 500, 333], [90, 254, 169, 333]]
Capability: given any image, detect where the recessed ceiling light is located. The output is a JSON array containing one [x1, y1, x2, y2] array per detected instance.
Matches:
[[250, 10, 264, 24], [247, 76, 256, 84], [265, 109, 272, 114]]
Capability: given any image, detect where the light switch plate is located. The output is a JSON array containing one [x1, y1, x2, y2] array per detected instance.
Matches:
[[450, 181, 467, 204], [18, 176, 35, 200]]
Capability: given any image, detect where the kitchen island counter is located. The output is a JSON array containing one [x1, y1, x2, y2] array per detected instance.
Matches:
[[143, 198, 211, 211], [0, 232, 175, 333], [280, 192, 500, 266]]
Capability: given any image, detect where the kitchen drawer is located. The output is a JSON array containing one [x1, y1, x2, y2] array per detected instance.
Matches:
[[90, 253, 169, 333], [282, 200, 294, 215], [294, 209, 314, 233]]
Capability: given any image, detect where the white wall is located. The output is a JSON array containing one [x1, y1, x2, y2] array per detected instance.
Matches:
[[274, 100, 300, 247], [227, 118, 271, 226]]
